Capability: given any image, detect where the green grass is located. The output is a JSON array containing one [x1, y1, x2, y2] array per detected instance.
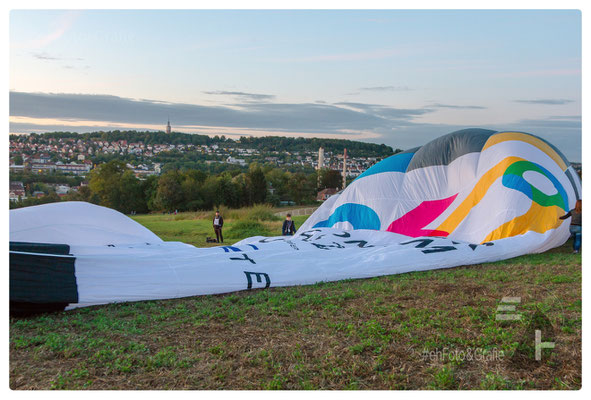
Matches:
[[131, 207, 308, 247], [9, 209, 582, 390], [225, 220, 271, 239]]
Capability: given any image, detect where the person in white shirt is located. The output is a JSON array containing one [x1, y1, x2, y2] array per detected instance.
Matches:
[[212, 210, 224, 243]]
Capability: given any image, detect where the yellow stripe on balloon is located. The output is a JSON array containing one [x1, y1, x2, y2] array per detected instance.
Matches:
[[482, 202, 564, 243], [436, 156, 523, 235], [482, 132, 568, 171]]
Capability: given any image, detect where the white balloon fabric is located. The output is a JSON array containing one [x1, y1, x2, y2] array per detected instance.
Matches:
[[10, 201, 163, 248], [9, 129, 581, 311]]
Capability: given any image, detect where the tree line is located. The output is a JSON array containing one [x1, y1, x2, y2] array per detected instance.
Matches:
[[10, 160, 345, 213]]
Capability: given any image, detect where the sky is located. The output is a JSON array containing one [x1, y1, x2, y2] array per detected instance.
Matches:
[[9, 9, 582, 161]]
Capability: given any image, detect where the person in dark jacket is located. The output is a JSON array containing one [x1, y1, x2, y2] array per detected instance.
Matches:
[[560, 199, 581, 253], [213, 210, 224, 243], [282, 214, 297, 236]]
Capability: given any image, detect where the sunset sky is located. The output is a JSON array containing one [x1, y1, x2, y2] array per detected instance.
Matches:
[[9, 9, 582, 160]]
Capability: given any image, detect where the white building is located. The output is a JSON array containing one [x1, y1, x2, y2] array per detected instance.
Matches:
[[227, 156, 246, 166]]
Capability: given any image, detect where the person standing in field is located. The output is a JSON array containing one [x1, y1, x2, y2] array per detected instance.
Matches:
[[282, 213, 297, 236], [213, 210, 224, 243], [560, 199, 582, 253]]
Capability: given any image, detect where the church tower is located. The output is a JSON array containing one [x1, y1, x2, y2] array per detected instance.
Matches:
[[166, 118, 171, 134]]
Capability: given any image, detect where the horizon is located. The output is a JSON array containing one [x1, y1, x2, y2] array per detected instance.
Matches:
[[9, 9, 582, 161]]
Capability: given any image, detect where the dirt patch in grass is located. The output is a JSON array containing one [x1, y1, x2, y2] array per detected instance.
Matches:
[[10, 241, 581, 390]]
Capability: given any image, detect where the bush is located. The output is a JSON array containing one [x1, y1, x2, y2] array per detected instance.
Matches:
[[194, 211, 214, 220], [225, 220, 271, 239], [245, 204, 280, 221], [173, 212, 199, 221], [225, 204, 279, 221]]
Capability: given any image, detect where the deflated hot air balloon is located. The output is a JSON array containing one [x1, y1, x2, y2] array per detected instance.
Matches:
[[301, 128, 581, 246], [9, 129, 581, 314]]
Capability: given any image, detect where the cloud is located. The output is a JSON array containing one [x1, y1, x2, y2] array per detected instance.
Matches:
[[430, 103, 487, 110], [335, 102, 432, 120], [514, 99, 575, 105], [10, 91, 412, 134], [359, 86, 412, 92], [9, 92, 581, 162], [362, 116, 581, 162], [31, 52, 60, 61], [203, 90, 275, 102], [31, 51, 87, 71], [31, 51, 84, 61]]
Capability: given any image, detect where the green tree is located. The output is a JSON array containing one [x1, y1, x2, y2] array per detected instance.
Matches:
[[64, 185, 99, 204], [265, 168, 289, 206], [88, 160, 144, 213], [287, 172, 317, 205], [265, 168, 289, 197], [218, 173, 241, 208], [181, 170, 206, 210], [318, 168, 342, 190], [12, 154, 23, 165], [153, 170, 184, 211], [142, 175, 160, 212], [246, 163, 267, 205], [201, 175, 219, 209], [232, 173, 249, 208]]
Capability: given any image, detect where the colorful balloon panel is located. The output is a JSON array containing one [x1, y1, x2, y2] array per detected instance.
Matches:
[[300, 128, 580, 244]]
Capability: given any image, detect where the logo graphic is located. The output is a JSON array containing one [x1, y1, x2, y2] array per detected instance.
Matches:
[[495, 297, 522, 321]]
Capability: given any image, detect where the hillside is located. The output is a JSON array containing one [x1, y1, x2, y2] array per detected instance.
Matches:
[[10, 130, 397, 176], [11, 130, 396, 158]]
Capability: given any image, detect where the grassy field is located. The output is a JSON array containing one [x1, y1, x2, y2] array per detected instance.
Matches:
[[9, 210, 581, 390], [130, 207, 309, 247]]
